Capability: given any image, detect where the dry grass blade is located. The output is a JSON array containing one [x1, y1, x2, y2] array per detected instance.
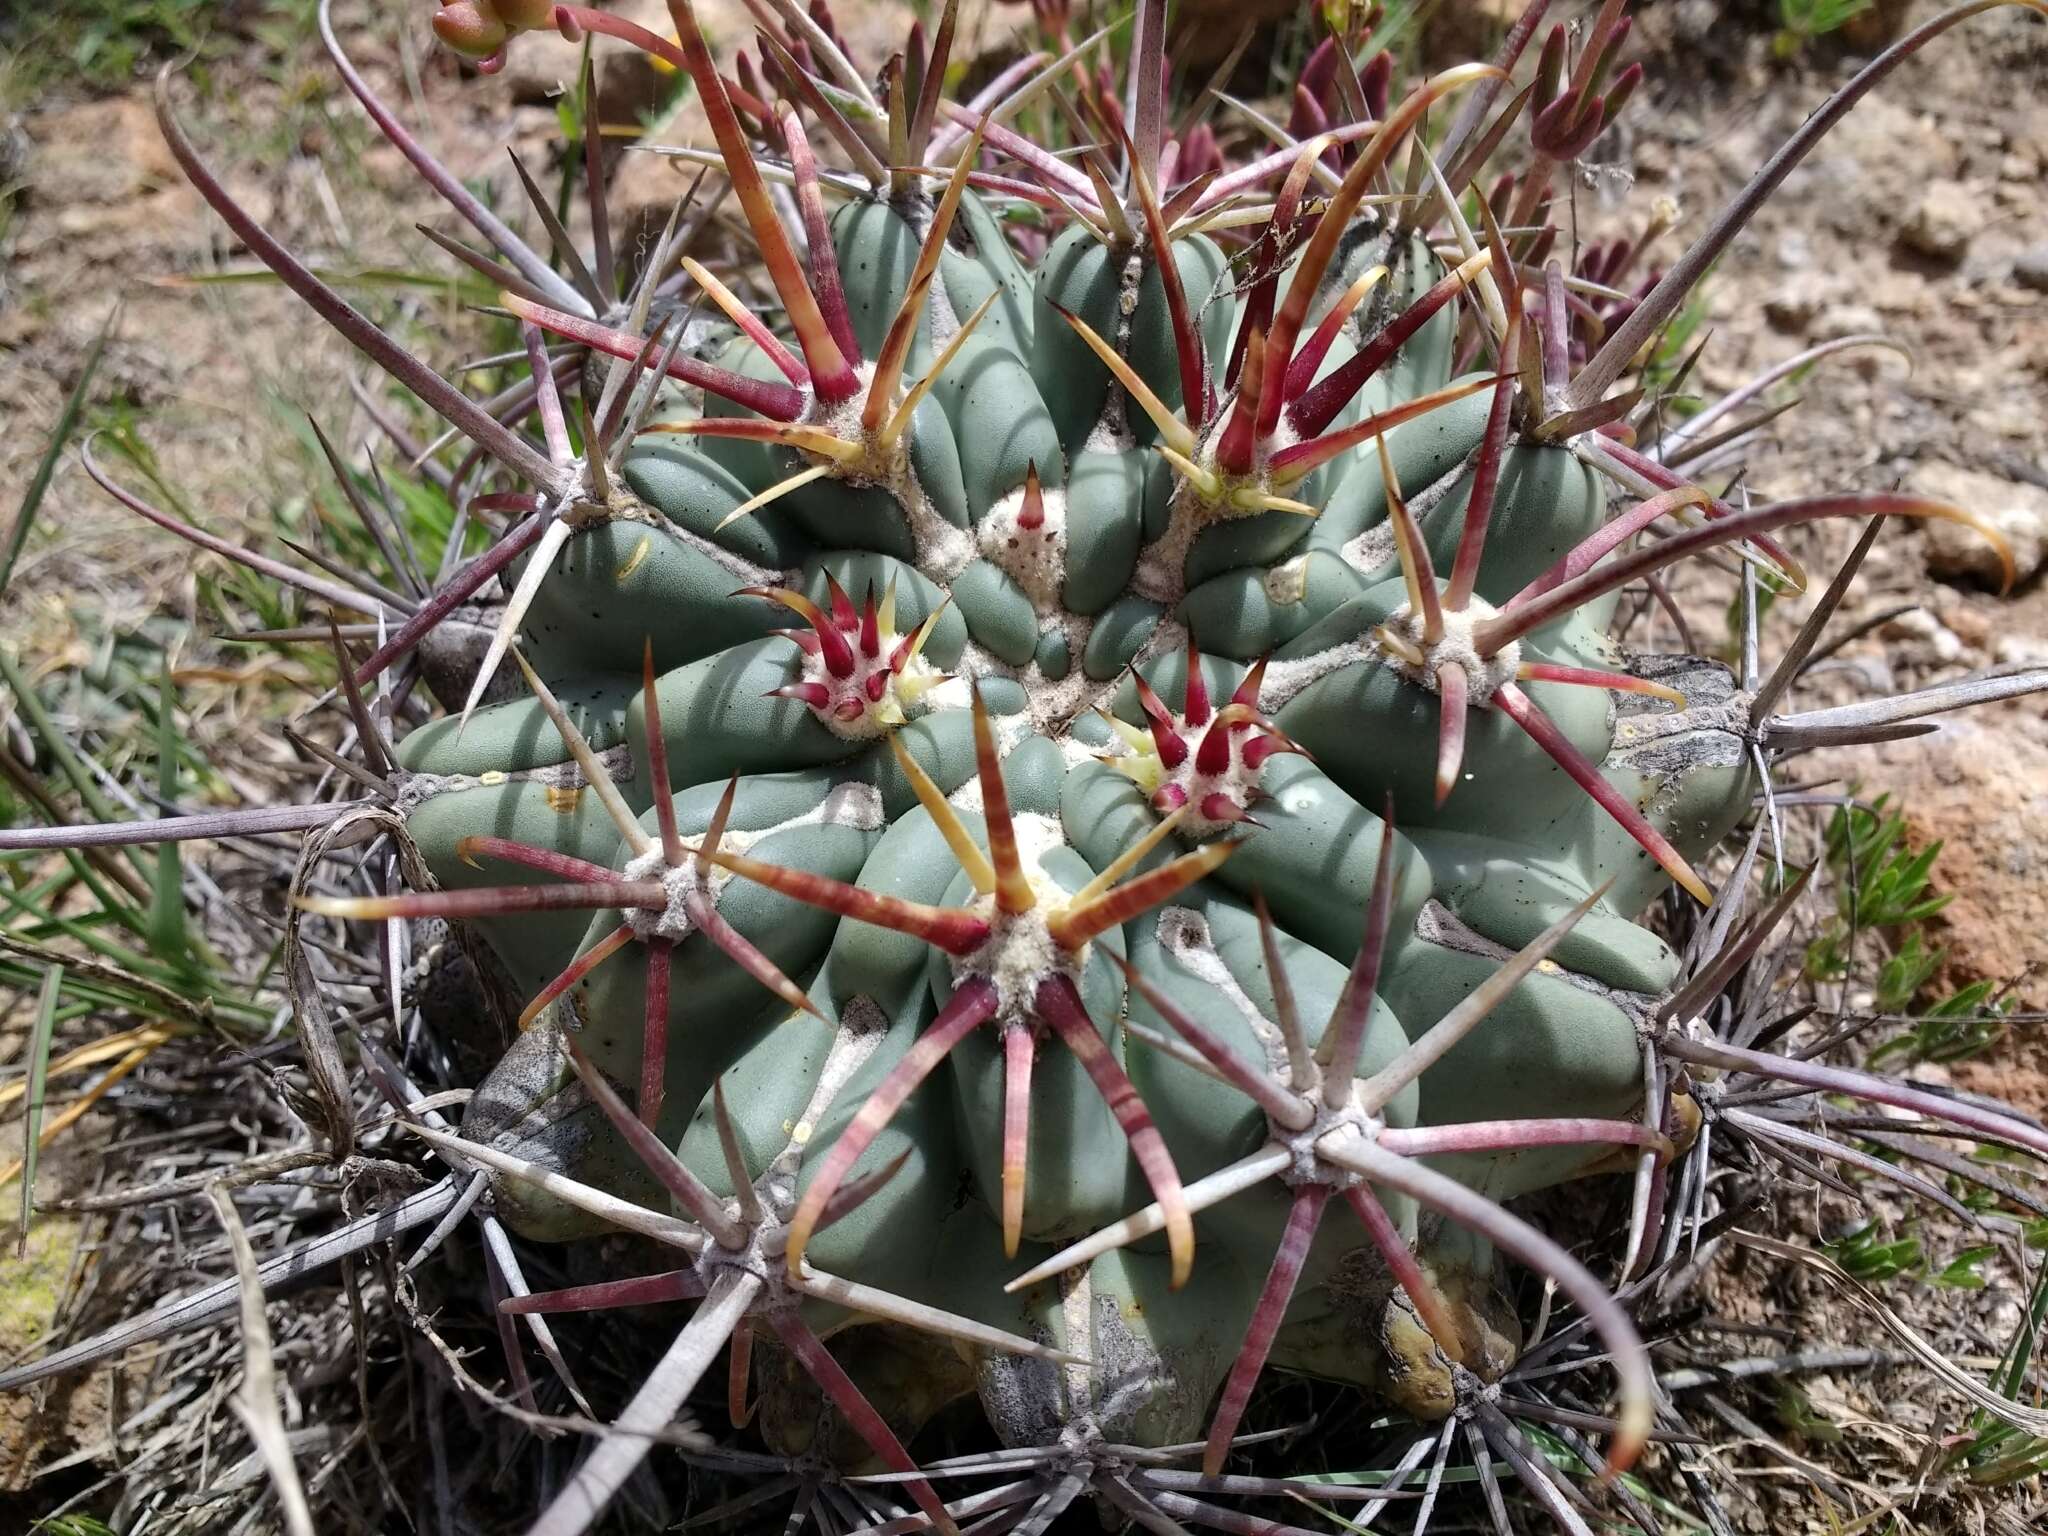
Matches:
[[0, 801, 361, 850], [0, 1177, 459, 1392], [0, 1040, 160, 1189], [208, 1184, 319, 1536], [0, 1022, 178, 1115], [15, 964, 62, 1256], [1732, 1230, 2048, 1437]]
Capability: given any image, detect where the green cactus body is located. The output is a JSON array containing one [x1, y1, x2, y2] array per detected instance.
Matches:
[[390, 164, 1760, 1461]]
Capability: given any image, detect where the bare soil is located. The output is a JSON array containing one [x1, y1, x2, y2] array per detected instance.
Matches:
[[1623, 1, 2048, 1026]]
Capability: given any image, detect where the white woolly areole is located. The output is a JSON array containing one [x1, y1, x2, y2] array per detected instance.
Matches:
[[1132, 403, 1312, 607], [621, 781, 885, 942], [1165, 718, 1270, 838], [559, 458, 632, 531], [1380, 597, 1520, 706], [1097, 708, 1270, 838], [955, 903, 1068, 1023], [1291, 1112, 1378, 1191], [977, 481, 1070, 611], [947, 812, 1081, 1022], [621, 851, 714, 943], [802, 365, 976, 582]]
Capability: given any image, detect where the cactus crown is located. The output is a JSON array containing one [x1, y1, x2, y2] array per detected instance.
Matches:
[[6, 2, 2048, 1533]]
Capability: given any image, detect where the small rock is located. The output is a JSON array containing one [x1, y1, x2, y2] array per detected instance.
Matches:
[[1911, 461, 2048, 588], [1763, 272, 1832, 332], [1880, 606, 1968, 664], [1933, 601, 1992, 651], [1865, 269, 1939, 317], [1812, 303, 1885, 342], [2015, 246, 2048, 294], [1814, 650, 1896, 695], [1996, 633, 2048, 667], [1898, 181, 1981, 264]]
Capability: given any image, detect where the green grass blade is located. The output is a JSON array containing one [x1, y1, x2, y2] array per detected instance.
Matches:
[[0, 305, 118, 601], [0, 878, 173, 975], [1994, 1252, 2047, 1400], [146, 654, 189, 964], [17, 963, 63, 1256], [0, 646, 151, 885], [0, 948, 268, 1032]]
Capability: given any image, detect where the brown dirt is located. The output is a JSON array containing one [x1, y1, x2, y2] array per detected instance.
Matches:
[[1620, 1, 2048, 1072]]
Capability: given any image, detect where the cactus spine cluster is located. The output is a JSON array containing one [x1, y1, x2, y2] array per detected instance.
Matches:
[[7, 2, 2048, 1533]]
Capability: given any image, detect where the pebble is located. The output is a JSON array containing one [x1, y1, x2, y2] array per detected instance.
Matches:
[[1763, 275, 1830, 332], [2016, 246, 2048, 294], [1813, 303, 1885, 342], [1880, 606, 1969, 664], [1898, 181, 1981, 264], [1911, 461, 2048, 589]]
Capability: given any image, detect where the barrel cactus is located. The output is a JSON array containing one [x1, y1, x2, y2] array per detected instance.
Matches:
[[8, 1, 2048, 1532]]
